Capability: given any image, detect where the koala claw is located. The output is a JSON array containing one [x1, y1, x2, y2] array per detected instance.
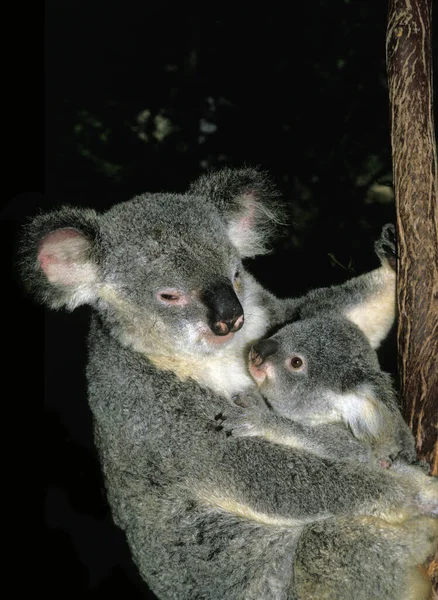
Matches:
[[215, 405, 264, 438], [231, 394, 250, 408], [375, 223, 398, 270], [214, 412, 226, 433]]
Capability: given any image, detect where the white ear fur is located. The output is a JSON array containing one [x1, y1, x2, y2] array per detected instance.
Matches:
[[329, 386, 389, 441], [344, 266, 396, 349], [227, 192, 279, 257], [37, 227, 99, 308]]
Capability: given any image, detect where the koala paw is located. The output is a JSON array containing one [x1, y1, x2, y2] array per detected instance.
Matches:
[[377, 457, 392, 469], [215, 404, 266, 438], [375, 223, 398, 271], [417, 476, 438, 516], [407, 471, 438, 516]]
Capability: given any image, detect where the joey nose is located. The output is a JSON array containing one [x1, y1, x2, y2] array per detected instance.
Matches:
[[201, 282, 244, 336], [250, 339, 279, 366]]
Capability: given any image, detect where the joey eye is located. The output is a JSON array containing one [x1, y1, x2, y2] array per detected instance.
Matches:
[[289, 356, 304, 370]]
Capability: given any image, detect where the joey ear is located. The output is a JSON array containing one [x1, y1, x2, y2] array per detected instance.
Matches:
[[20, 206, 102, 310], [189, 167, 286, 257], [332, 385, 391, 441]]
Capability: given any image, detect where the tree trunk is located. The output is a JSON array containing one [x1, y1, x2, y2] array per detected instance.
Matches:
[[386, 0, 438, 593], [386, 0, 437, 471]]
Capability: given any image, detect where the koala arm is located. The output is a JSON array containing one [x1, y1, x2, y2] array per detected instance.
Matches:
[[219, 397, 421, 470], [391, 414, 422, 465], [279, 225, 397, 350], [216, 401, 373, 463], [367, 405, 418, 467], [195, 433, 437, 527], [280, 264, 395, 346]]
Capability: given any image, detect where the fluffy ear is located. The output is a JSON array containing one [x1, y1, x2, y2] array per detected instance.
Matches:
[[189, 167, 286, 257], [331, 384, 394, 442], [20, 206, 102, 310]]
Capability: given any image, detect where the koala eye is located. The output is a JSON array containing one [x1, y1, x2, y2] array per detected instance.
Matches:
[[289, 356, 304, 370], [157, 290, 188, 306]]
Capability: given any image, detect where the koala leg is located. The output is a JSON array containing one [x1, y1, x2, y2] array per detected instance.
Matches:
[[293, 515, 437, 600]]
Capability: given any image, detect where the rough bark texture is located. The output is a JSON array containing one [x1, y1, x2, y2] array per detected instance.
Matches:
[[386, 0, 437, 470], [386, 0, 438, 594]]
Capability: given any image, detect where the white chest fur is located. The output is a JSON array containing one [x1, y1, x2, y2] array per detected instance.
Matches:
[[148, 303, 270, 398]]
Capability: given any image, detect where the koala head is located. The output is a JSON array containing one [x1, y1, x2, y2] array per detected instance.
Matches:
[[247, 315, 398, 440], [20, 168, 283, 359]]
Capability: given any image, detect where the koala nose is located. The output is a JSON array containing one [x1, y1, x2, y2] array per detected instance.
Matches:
[[211, 314, 244, 336], [250, 339, 279, 366], [201, 282, 244, 336]]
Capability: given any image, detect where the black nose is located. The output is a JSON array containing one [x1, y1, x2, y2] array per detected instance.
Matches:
[[201, 282, 244, 336], [250, 339, 279, 365], [211, 314, 244, 336]]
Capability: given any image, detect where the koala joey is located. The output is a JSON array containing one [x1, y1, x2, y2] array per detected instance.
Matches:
[[217, 314, 419, 469], [22, 168, 437, 599]]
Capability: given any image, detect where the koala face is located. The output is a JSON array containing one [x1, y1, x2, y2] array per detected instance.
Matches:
[[95, 194, 248, 356], [22, 169, 283, 366], [247, 316, 383, 425]]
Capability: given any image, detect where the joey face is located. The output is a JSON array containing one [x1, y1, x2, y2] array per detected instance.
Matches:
[[247, 334, 308, 418], [247, 316, 382, 420]]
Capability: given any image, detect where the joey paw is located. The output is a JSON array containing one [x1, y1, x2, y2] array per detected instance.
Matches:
[[392, 462, 438, 516], [231, 390, 268, 411], [232, 394, 251, 408], [416, 477, 438, 517], [215, 404, 265, 438], [377, 458, 392, 469]]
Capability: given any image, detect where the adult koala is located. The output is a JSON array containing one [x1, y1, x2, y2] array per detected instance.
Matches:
[[22, 168, 437, 599]]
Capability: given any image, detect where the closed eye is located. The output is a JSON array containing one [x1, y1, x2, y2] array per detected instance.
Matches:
[[157, 289, 188, 306], [160, 293, 179, 301]]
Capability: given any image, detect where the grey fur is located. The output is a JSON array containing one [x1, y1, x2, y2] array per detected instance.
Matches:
[[21, 168, 437, 599], [220, 315, 418, 467]]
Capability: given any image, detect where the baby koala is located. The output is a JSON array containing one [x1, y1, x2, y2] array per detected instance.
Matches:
[[216, 315, 418, 469]]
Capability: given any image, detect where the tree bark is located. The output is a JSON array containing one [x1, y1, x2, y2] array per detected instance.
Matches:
[[386, 0, 437, 471], [386, 0, 438, 593]]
